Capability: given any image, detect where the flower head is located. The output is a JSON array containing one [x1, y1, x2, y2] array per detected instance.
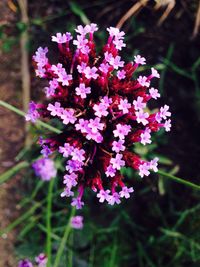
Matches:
[[27, 24, 171, 208], [18, 260, 33, 267], [35, 253, 47, 267], [32, 158, 57, 181], [71, 216, 84, 229]]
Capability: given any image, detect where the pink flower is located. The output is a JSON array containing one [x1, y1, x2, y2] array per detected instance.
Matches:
[[32, 158, 57, 181], [160, 105, 171, 119], [75, 83, 91, 98], [151, 67, 160, 78], [140, 128, 151, 145], [134, 55, 146, 65], [137, 76, 150, 87], [149, 157, 159, 172], [108, 55, 124, 70], [107, 27, 125, 39], [35, 253, 47, 267], [149, 87, 160, 99], [119, 186, 134, 198], [75, 118, 89, 133], [99, 63, 110, 74], [118, 98, 131, 114], [117, 69, 126, 79], [93, 102, 109, 117], [88, 117, 104, 133], [133, 96, 146, 111], [164, 119, 171, 132], [18, 259, 33, 267], [135, 110, 149, 125], [112, 140, 125, 153], [59, 143, 74, 157], [51, 32, 72, 43], [25, 101, 40, 123], [47, 102, 64, 117], [97, 189, 110, 203], [29, 24, 172, 208], [138, 162, 150, 178], [113, 123, 131, 140], [107, 192, 121, 205], [63, 173, 78, 188], [113, 39, 126, 50], [110, 153, 125, 170], [61, 187, 74, 197], [83, 66, 99, 79], [71, 216, 84, 229], [71, 148, 85, 162], [105, 165, 116, 177], [77, 62, 87, 73], [71, 197, 84, 209], [73, 35, 88, 49], [60, 109, 76, 125]]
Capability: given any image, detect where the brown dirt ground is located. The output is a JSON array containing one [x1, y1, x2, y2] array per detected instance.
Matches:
[[0, 2, 25, 266]]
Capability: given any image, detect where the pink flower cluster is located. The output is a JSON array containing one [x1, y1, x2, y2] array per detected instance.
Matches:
[[18, 253, 47, 267], [27, 24, 171, 209]]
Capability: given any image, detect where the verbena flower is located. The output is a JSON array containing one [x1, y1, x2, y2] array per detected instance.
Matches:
[[32, 158, 57, 181], [70, 215, 84, 229], [18, 259, 33, 267], [27, 24, 171, 209], [35, 253, 47, 267]]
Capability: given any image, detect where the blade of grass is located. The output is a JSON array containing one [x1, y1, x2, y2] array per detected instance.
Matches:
[[157, 170, 200, 191], [159, 43, 174, 94], [53, 207, 76, 267], [0, 161, 29, 185], [0, 100, 62, 134], [46, 178, 55, 267], [69, 1, 90, 25]]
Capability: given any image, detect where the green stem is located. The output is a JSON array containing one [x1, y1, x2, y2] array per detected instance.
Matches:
[[157, 170, 200, 191], [0, 161, 29, 185], [53, 207, 76, 267], [0, 100, 62, 134], [46, 178, 55, 267]]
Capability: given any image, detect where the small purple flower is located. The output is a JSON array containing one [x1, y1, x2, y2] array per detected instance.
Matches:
[[151, 67, 160, 78], [164, 119, 171, 132], [60, 109, 76, 125], [137, 76, 150, 87], [118, 98, 131, 114], [160, 105, 171, 120], [133, 96, 146, 111], [113, 123, 131, 140], [119, 186, 134, 199], [25, 101, 40, 123], [112, 140, 125, 153], [138, 162, 150, 178], [110, 153, 125, 170], [97, 189, 110, 203], [32, 158, 57, 181], [70, 215, 84, 229], [105, 165, 116, 177], [88, 117, 104, 133], [117, 69, 126, 79], [140, 128, 151, 145], [135, 110, 149, 126], [107, 192, 121, 205], [35, 253, 47, 267], [47, 102, 63, 117], [149, 87, 160, 99], [149, 157, 159, 172], [134, 55, 146, 65], [18, 259, 33, 267], [75, 83, 91, 98], [52, 32, 72, 43], [93, 103, 109, 117], [71, 197, 84, 209], [83, 66, 99, 79]]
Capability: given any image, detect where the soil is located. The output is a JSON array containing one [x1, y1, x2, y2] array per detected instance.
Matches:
[[0, 2, 24, 266]]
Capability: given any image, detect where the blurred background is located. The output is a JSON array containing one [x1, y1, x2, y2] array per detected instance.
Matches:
[[0, 0, 200, 266]]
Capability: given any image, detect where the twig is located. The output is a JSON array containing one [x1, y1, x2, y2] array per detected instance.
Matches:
[[17, 0, 31, 145], [116, 0, 149, 29], [192, 1, 200, 38]]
